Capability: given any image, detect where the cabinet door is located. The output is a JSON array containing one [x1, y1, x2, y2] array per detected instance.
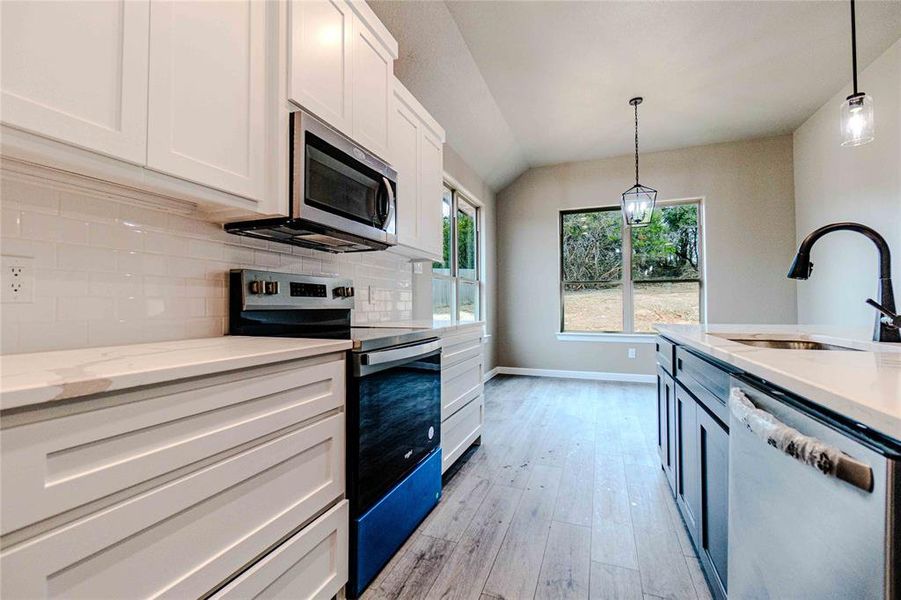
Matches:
[[675, 384, 701, 546], [697, 407, 728, 599], [0, 0, 149, 163], [147, 0, 268, 201], [656, 365, 668, 465], [658, 367, 677, 494], [351, 14, 392, 160], [419, 127, 445, 259], [391, 93, 421, 249], [289, 0, 353, 135]]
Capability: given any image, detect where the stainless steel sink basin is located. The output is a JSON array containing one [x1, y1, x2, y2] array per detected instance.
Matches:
[[729, 339, 860, 351]]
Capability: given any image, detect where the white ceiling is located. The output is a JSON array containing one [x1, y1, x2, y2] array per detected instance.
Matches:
[[370, 1, 901, 191]]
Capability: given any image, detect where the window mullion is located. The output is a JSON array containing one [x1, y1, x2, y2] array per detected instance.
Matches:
[[622, 225, 634, 333]]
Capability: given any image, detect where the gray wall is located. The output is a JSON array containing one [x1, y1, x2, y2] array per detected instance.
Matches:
[[793, 39, 900, 329], [496, 135, 798, 375]]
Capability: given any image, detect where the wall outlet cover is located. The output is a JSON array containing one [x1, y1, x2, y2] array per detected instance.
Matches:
[[628, 347, 637, 359], [1, 255, 35, 304]]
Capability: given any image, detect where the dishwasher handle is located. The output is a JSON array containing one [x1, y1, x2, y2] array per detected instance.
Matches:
[[730, 387, 874, 493]]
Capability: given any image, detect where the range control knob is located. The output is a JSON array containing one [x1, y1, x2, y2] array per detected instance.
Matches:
[[333, 286, 355, 298], [248, 280, 264, 295], [264, 281, 279, 295]]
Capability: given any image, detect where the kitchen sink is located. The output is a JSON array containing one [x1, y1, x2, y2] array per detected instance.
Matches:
[[728, 339, 860, 351]]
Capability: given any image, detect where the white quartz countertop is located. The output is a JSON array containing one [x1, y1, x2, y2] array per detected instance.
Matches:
[[656, 324, 901, 441], [0, 336, 352, 411]]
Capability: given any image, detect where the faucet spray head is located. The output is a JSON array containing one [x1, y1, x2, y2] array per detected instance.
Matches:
[[787, 252, 813, 280]]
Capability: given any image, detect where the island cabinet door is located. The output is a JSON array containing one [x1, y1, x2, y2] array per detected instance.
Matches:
[[657, 365, 677, 494], [696, 406, 729, 600], [675, 384, 701, 548]]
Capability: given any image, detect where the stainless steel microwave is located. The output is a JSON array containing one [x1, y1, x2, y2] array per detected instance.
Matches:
[[225, 111, 397, 253]]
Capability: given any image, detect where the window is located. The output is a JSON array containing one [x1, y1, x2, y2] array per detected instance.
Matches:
[[560, 201, 702, 333], [433, 183, 481, 323]]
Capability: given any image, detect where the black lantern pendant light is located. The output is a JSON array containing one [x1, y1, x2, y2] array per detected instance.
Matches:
[[621, 97, 657, 226], [840, 0, 874, 146]]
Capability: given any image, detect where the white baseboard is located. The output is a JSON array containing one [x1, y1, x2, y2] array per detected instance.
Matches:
[[495, 366, 654, 384], [483, 367, 500, 382]]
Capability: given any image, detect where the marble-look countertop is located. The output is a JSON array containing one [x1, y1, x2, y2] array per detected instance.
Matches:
[[656, 324, 901, 441], [0, 336, 352, 411]]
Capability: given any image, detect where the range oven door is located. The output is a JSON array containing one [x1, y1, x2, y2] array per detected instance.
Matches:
[[292, 111, 397, 246], [348, 339, 441, 514]]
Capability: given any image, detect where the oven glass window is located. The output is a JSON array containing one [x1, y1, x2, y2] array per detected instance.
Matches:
[[305, 131, 389, 227]]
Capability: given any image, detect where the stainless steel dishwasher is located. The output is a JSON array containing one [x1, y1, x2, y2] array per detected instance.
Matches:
[[728, 375, 899, 599]]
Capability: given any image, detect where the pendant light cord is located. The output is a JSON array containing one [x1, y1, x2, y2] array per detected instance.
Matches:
[[634, 102, 640, 186], [850, 0, 859, 95]]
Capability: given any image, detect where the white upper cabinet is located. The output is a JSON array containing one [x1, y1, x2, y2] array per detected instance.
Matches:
[[288, 0, 397, 160], [350, 14, 392, 161], [389, 79, 445, 261], [0, 0, 150, 164], [419, 127, 445, 259], [147, 0, 269, 201], [288, 0, 353, 135]]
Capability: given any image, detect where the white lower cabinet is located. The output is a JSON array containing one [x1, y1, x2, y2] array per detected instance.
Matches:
[[0, 355, 349, 600], [212, 500, 349, 600], [440, 327, 485, 473]]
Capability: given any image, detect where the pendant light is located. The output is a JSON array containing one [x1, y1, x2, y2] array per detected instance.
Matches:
[[840, 0, 874, 147], [621, 97, 657, 227]]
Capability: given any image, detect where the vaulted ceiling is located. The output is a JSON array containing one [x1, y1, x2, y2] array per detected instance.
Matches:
[[369, 1, 901, 191]]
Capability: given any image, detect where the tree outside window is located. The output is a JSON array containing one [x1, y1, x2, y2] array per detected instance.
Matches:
[[560, 201, 702, 333], [434, 184, 481, 323]]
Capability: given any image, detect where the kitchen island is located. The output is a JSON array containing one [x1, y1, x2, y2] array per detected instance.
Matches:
[[655, 323, 900, 600]]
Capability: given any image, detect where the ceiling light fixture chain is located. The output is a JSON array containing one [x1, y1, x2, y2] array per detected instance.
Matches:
[[633, 98, 640, 186]]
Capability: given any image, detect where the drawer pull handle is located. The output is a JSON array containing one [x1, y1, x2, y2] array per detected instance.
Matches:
[[677, 358, 683, 370], [656, 343, 660, 352], [730, 388, 873, 493]]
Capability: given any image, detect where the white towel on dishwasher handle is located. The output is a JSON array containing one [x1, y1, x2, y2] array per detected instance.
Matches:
[[729, 387, 844, 478]]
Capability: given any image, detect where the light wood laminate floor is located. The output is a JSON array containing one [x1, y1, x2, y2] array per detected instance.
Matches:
[[361, 375, 713, 600]]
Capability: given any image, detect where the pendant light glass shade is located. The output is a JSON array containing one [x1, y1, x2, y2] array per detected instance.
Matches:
[[840, 93, 874, 146], [841, 0, 874, 147], [622, 97, 656, 227], [621, 184, 657, 227]]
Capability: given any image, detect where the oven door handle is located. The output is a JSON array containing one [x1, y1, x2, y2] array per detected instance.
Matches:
[[360, 340, 442, 367]]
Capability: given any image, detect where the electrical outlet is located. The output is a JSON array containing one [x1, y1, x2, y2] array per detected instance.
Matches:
[[2, 256, 35, 304], [628, 347, 637, 359]]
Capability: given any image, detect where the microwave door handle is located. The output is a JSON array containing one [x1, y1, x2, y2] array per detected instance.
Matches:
[[379, 176, 395, 229], [729, 388, 874, 492]]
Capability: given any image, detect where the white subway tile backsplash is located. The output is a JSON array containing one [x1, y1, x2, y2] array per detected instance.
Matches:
[[58, 243, 117, 272], [1, 175, 414, 354]]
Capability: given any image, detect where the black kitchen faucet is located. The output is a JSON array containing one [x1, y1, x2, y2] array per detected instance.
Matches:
[[788, 222, 900, 343]]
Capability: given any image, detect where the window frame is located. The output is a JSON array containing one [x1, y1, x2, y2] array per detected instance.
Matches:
[[433, 181, 483, 323], [558, 198, 704, 336]]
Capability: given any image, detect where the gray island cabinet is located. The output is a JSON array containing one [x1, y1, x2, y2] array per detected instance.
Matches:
[[656, 335, 732, 600]]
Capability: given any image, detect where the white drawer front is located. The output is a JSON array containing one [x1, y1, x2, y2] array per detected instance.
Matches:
[[441, 354, 482, 421], [442, 333, 481, 367], [212, 500, 349, 600], [0, 413, 345, 600], [1, 357, 344, 535], [441, 395, 482, 474]]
